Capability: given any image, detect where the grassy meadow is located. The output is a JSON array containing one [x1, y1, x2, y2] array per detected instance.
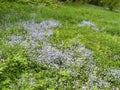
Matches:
[[0, 2, 120, 90]]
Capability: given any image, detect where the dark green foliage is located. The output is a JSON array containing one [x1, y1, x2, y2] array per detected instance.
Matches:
[[0, 0, 57, 5], [3, 0, 15, 1], [89, 0, 102, 6], [89, 0, 120, 10], [101, 0, 120, 10], [1, 0, 120, 11]]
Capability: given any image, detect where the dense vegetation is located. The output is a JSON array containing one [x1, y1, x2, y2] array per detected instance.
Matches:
[[0, 0, 120, 90], [0, 0, 120, 10]]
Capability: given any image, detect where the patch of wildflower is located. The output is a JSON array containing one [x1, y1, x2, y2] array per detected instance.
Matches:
[[8, 19, 118, 89], [78, 20, 104, 32]]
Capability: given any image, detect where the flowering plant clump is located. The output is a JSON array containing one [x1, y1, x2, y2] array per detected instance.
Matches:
[[2, 19, 119, 89], [78, 20, 104, 32]]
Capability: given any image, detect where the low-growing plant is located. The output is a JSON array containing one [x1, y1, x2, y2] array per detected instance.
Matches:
[[0, 2, 120, 89], [0, 44, 29, 89]]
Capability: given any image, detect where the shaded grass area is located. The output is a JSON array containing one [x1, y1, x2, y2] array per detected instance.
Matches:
[[0, 2, 120, 89]]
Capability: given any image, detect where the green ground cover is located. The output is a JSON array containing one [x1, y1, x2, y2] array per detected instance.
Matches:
[[0, 2, 120, 90]]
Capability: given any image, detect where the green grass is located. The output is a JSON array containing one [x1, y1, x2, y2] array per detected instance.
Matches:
[[0, 2, 120, 89]]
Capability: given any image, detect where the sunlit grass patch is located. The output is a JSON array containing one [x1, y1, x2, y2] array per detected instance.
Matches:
[[76, 29, 120, 68]]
